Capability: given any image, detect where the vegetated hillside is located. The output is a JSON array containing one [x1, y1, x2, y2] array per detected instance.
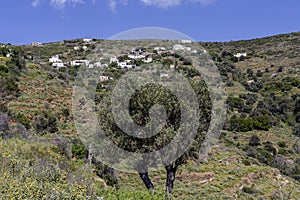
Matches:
[[0, 32, 299, 199]]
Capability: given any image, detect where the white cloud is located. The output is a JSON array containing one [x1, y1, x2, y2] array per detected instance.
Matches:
[[31, 0, 84, 9], [50, 0, 84, 9], [108, 0, 117, 13], [31, 0, 216, 11], [195, 0, 216, 6], [140, 0, 216, 8], [32, 0, 40, 7], [141, 0, 181, 8]]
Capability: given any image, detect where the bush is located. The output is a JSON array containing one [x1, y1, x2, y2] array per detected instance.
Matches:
[[252, 115, 271, 131], [229, 117, 254, 132], [264, 143, 277, 155], [33, 112, 58, 134], [15, 113, 31, 129], [71, 143, 87, 160], [0, 112, 10, 132], [293, 123, 300, 137], [256, 70, 263, 77], [0, 139, 97, 199], [249, 135, 260, 147], [242, 186, 260, 194], [277, 141, 287, 148], [229, 117, 253, 132]]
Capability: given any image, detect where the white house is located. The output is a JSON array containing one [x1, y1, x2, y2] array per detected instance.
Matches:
[[143, 57, 153, 63], [52, 62, 65, 68], [118, 62, 127, 68], [110, 56, 118, 63], [234, 53, 247, 58], [154, 47, 166, 51], [132, 48, 145, 54], [173, 44, 191, 51], [82, 46, 88, 51], [88, 64, 94, 68], [154, 47, 167, 54], [49, 55, 62, 63], [31, 42, 42, 46], [170, 64, 175, 69], [117, 62, 133, 69], [70, 60, 89, 67], [181, 40, 192, 44], [83, 38, 93, 43], [160, 73, 169, 78], [74, 46, 81, 51], [125, 65, 133, 69], [6, 53, 11, 58], [94, 62, 103, 67], [128, 54, 145, 59], [99, 76, 110, 82]]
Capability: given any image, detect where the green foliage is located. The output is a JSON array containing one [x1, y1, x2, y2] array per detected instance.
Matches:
[[256, 70, 263, 77], [15, 113, 31, 129], [0, 139, 97, 199], [277, 141, 287, 148], [252, 115, 271, 131], [33, 112, 58, 134], [71, 140, 87, 160], [229, 117, 254, 132], [229, 115, 271, 132], [242, 186, 260, 194], [249, 135, 260, 147], [0, 76, 20, 98], [98, 189, 165, 200]]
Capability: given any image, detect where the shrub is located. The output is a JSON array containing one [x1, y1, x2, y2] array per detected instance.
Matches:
[[256, 70, 263, 77], [0, 139, 97, 199], [264, 142, 277, 155], [249, 135, 260, 147], [242, 186, 260, 194], [71, 144, 87, 160], [0, 112, 10, 132], [293, 123, 300, 137], [252, 115, 271, 131], [15, 113, 31, 129], [277, 141, 287, 148], [33, 112, 58, 134]]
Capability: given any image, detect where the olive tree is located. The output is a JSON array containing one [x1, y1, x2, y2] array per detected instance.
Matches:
[[96, 77, 212, 196]]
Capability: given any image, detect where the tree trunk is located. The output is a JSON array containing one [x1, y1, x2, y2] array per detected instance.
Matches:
[[139, 172, 155, 193], [165, 165, 177, 197]]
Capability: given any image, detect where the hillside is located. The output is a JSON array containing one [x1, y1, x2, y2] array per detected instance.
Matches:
[[0, 32, 300, 199]]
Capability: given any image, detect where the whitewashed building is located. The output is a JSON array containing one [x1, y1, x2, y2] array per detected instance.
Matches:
[[128, 54, 145, 59], [173, 44, 192, 52], [99, 76, 110, 82], [31, 42, 42, 46], [234, 53, 247, 58], [82, 46, 88, 51], [74, 46, 81, 51], [49, 55, 62, 63], [52, 62, 65, 68], [70, 60, 89, 67], [143, 57, 153, 63], [110, 56, 118, 63], [181, 40, 192, 44], [154, 47, 166, 51], [160, 73, 169, 78], [83, 38, 93, 43]]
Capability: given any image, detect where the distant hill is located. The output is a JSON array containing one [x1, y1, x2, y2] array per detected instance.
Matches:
[[0, 32, 299, 199]]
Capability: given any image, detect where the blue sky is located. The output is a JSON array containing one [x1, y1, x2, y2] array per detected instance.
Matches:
[[1, 0, 300, 45]]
